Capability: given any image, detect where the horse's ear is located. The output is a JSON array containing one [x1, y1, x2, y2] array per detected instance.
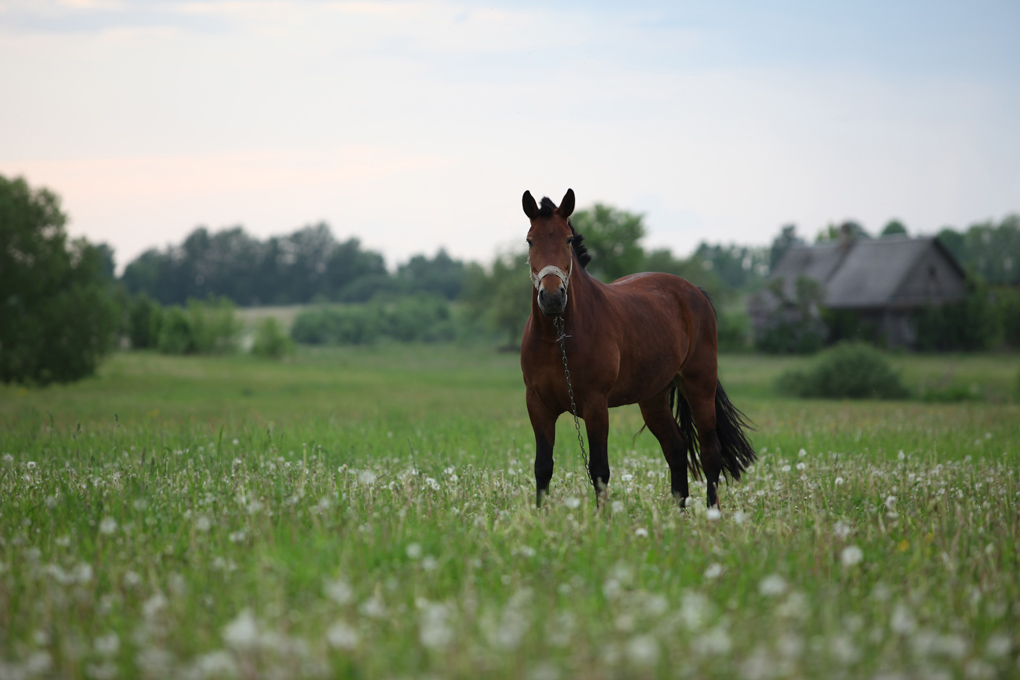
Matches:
[[557, 188, 575, 218], [522, 191, 539, 219]]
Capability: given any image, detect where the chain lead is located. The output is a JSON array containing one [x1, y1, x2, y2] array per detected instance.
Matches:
[[554, 315, 592, 486]]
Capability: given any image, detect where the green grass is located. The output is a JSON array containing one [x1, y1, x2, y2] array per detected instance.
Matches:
[[1, 347, 1018, 679]]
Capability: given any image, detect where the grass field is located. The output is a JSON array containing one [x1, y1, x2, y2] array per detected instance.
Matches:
[[1, 346, 1018, 679]]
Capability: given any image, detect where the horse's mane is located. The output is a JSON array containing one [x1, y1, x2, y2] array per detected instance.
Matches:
[[538, 196, 592, 270]]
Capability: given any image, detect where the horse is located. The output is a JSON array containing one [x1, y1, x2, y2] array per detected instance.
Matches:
[[519, 188, 756, 509]]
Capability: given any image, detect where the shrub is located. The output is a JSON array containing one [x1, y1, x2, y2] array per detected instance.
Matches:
[[775, 342, 910, 399], [157, 307, 195, 355], [290, 295, 455, 346], [717, 308, 751, 352], [128, 293, 163, 349], [753, 276, 826, 354], [913, 285, 1000, 351], [186, 296, 241, 354], [251, 318, 295, 359], [156, 296, 240, 355]]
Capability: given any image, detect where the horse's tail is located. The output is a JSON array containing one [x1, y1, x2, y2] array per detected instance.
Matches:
[[670, 386, 703, 480], [671, 382, 756, 481], [713, 381, 756, 480]]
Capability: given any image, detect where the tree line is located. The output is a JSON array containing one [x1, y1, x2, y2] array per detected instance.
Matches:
[[3, 172, 1019, 384]]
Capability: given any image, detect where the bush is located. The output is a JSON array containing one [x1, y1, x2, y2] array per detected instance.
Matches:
[[251, 318, 295, 359], [186, 296, 241, 354], [913, 285, 1000, 351], [290, 294, 455, 346], [753, 276, 827, 354], [128, 292, 163, 349], [775, 342, 910, 399], [717, 308, 751, 352], [156, 296, 240, 355]]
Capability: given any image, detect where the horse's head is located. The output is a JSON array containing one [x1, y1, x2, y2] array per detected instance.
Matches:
[[523, 188, 576, 317]]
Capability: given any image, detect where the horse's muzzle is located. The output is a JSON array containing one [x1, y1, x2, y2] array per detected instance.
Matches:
[[537, 285, 567, 316]]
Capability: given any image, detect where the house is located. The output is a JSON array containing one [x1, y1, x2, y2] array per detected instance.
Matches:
[[750, 231, 968, 347]]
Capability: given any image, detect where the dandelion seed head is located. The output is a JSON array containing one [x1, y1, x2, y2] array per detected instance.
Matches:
[[759, 574, 787, 597], [840, 545, 864, 567]]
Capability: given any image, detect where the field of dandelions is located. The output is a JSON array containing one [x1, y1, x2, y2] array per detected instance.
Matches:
[[1, 347, 1018, 680]]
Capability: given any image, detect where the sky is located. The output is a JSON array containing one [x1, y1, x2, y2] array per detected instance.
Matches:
[[2, 0, 1018, 273]]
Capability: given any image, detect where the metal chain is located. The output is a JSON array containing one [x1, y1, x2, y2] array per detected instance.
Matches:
[[553, 315, 592, 485]]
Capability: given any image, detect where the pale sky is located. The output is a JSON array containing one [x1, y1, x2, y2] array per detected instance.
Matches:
[[2, 0, 1018, 272]]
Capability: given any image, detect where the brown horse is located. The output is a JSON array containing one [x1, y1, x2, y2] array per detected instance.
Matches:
[[520, 188, 755, 508]]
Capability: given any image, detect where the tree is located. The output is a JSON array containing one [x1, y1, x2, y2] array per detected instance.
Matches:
[[0, 175, 118, 384], [397, 248, 467, 300], [569, 204, 646, 281], [769, 224, 803, 272], [463, 250, 532, 348], [815, 221, 870, 243], [881, 219, 908, 237]]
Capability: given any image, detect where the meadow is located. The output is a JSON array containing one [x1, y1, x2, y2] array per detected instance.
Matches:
[[1, 346, 1018, 679]]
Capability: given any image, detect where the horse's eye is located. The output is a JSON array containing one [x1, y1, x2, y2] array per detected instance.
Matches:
[[567, 236, 574, 244], [526, 239, 533, 248]]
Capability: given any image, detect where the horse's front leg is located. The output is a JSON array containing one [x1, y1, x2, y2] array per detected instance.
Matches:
[[582, 398, 611, 507], [526, 390, 557, 508]]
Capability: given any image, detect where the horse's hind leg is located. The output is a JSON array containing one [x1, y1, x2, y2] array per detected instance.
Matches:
[[678, 374, 724, 508], [638, 390, 690, 505]]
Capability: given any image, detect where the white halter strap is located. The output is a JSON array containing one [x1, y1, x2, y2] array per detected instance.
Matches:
[[530, 256, 573, 291]]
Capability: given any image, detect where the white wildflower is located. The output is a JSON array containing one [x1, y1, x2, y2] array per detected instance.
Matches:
[[634, 527, 649, 538], [834, 476, 845, 486], [419, 603, 454, 649], [564, 497, 581, 509], [706, 508, 721, 521], [195, 516, 211, 532], [324, 578, 353, 605], [840, 545, 863, 567], [99, 517, 117, 535], [890, 603, 917, 635], [406, 543, 422, 560], [94, 633, 120, 657], [326, 621, 359, 650], [759, 574, 787, 597], [625, 634, 660, 667], [704, 563, 724, 579], [223, 609, 260, 650]]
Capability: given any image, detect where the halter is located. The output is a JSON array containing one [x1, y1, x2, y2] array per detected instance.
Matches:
[[529, 256, 573, 291]]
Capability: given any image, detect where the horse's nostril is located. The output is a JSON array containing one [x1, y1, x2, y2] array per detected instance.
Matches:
[[538, 289, 546, 303]]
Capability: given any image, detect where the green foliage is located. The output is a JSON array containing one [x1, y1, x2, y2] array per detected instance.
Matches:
[[912, 285, 999, 352], [753, 277, 827, 354], [642, 249, 724, 295], [936, 214, 1020, 285], [127, 292, 164, 349], [290, 294, 455, 346], [122, 224, 393, 305], [880, 219, 908, 236], [822, 308, 881, 346], [463, 252, 532, 348], [995, 287, 1020, 349], [716, 306, 751, 352], [693, 243, 769, 291], [251, 317, 295, 359], [769, 224, 804, 271], [397, 249, 466, 300], [569, 204, 646, 282], [776, 342, 910, 399], [157, 296, 240, 355], [815, 220, 871, 243], [0, 175, 119, 384]]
